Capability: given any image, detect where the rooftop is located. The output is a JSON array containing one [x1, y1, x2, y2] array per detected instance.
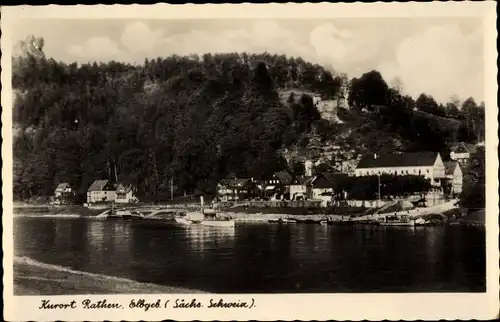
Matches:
[[88, 180, 110, 192], [356, 152, 439, 169], [55, 183, 70, 191]]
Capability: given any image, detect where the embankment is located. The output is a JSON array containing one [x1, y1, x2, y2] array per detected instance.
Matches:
[[13, 205, 106, 218], [13, 256, 207, 295]]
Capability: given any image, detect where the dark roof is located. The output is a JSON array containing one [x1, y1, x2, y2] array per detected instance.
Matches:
[[356, 152, 439, 169], [219, 178, 251, 188], [296, 175, 314, 186], [274, 171, 294, 185], [88, 180, 110, 192], [116, 183, 133, 193], [55, 183, 70, 191], [444, 161, 459, 175], [452, 142, 477, 154], [312, 172, 347, 187]]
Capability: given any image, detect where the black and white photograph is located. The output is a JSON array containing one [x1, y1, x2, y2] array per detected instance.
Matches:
[[2, 3, 498, 321]]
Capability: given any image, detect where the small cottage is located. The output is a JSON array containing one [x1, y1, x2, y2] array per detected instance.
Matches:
[[115, 184, 138, 204], [87, 180, 116, 204], [450, 142, 477, 164], [53, 183, 76, 204], [217, 178, 257, 202], [54, 183, 73, 198], [311, 172, 348, 206]]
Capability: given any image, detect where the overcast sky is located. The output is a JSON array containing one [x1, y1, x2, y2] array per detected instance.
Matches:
[[12, 18, 484, 104]]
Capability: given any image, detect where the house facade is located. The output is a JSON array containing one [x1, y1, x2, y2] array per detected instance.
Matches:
[[444, 161, 463, 196], [293, 176, 314, 200], [53, 183, 76, 204], [450, 142, 477, 164], [115, 184, 138, 204], [354, 152, 446, 187], [87, 180, 116, 204], [311, 172, 348, 206], [54, 183, 73, 198], [260, 171, 297, 199], [217, 178, 257, 202]]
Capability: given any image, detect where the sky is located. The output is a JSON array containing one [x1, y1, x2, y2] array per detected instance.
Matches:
[[12, 18, 485, 104]]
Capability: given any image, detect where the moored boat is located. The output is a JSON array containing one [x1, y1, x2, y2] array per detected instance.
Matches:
[[380, 214, 415, 226], [201, 218, 235, 227], [120, 210, 145, 220], [174, 216, 192, 225]]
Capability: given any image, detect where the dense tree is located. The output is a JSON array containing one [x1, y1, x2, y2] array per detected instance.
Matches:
[[460, 147, 485, 210], [348, 70, 389, 110], [12, 35, 486, 201], [12, 35, 343, 200]]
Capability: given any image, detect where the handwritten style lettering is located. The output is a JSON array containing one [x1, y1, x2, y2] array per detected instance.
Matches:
[[39, 300, 77, 309], [207, 298, 254, 308], [81, 299, 122, 309], [129, 299, 161, 311], [173, 298, 202, 308]]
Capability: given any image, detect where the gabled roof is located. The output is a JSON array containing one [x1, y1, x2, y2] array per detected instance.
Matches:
[[451, 142, 477, 154], [55, 183, 70, 191], [274, 171, 294, 185], [296, 175, 314, 186], [356, 152, 439, 169], [116, 183, 133, 193], [444, 161, 459, 175], [88, 180, 110, 192], [218, 178, 252, 188], [312, 172, 347, 188]]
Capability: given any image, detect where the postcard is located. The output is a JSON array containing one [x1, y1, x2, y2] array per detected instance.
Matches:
[[2, 2, 498, 321]]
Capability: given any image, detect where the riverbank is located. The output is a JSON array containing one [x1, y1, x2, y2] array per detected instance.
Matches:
[[13, 257, 206, 295], [13, 205, 105, 217]]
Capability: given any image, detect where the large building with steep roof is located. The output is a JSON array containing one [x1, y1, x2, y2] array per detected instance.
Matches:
[[86, 179, 116, 203], [354, 152, 446, 187]]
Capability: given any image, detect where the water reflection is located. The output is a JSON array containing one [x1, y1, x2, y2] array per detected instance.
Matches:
[[14, 217, 486, 293]]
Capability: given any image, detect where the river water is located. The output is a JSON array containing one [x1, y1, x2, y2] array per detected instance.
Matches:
[[14, 216, 485, 293]]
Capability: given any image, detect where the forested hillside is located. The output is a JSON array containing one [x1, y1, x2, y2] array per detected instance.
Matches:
[[12, 36, 485, 201]]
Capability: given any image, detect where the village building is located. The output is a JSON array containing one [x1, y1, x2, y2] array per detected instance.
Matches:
[[443, 161, 463, 196], [86, 180, 116, 204], [294, 176, 314, 200], [261, 171, 301, 199], [354, 152, 446, 187], [54, 183, 74, 198], [217, 178, 257, 202], [115, 184, 138, 204], [311, 172, 348, 206], [53, 183, 76, 204], [450, 142, 477, 164]]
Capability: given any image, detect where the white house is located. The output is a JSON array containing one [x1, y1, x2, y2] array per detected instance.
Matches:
[[444, 161, 463, 195], [217, 178, 255, 202], [354, 152, 446, 187], [450, 142, 477, 164], [54, 183, 73, 198], [311, 172, 347, 206], [115, 184, 138, 204], [87, 180, 116, 204]]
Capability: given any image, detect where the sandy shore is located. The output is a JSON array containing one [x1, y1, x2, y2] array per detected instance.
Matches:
[[13, 257, 207, 295]]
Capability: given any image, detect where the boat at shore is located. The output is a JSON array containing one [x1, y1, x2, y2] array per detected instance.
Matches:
[[268, 218, 297, 224], [105, 209, 144, 220], [201, 218, 235, 227], [174, 216, 193, 225], [379, 214, 415, 226]]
